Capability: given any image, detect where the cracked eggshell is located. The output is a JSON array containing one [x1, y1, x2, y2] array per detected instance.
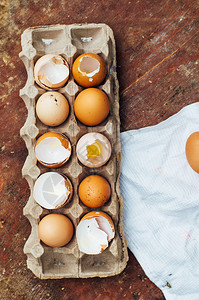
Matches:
[[33, 172, 73, 209], [34, 132, 72, 168], [36, 91, 70, 126], [76, 211, 115, 255], [72, 53, 106, 87], [76, 132, 111, 168], [34, 54, 69, 90]]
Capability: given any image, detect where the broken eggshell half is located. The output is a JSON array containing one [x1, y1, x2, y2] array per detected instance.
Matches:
[[34, 54, 69, 90], [33, 172, 73, 209], [72, 53, 107, 87], [76, 132, 112, 168], [34, 132, 72, 168], [76, 211, 115, 255]]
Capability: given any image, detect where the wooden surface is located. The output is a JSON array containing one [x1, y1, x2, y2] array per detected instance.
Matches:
[[0, 0, 198, 299]]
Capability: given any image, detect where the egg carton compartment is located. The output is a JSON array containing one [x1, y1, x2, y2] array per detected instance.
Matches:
[[20, 23, 128, 279]]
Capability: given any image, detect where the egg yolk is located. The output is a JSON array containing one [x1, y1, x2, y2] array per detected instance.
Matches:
[[86, 141, 102, 159]]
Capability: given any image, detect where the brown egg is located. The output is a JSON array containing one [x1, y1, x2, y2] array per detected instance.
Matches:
[[34, 132, 72, 168], [74, 88, 110, 126], [36, 91, 69, 126], [186, 132, 199, 173], [78, 175, 111, 208], [72, 53, 106, 87], [38, 214, 74, 247]]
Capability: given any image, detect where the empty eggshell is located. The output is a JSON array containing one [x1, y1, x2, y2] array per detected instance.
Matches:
[[34, 54, 69, 90], [76, 132, 111, 168], [38, 213, 74, 247], [33, 172, 73, 209], [34, 132, 72, 168], [36, 91, 70, 126], [72, 53, 107, 87], [76, 211, 115, 255]]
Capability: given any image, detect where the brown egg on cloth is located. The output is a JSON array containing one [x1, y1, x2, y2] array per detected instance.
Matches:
[[34, 54, 69, 90], [186, 131, 199, 173], [72, 53, 106, 87]]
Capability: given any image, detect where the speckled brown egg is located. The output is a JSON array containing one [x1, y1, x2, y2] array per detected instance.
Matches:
[[36, 91, 69, 126], [78, 175, 111, 208]]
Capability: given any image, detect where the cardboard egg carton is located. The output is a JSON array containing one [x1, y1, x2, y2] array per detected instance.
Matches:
[[19, 23, 128, 279]]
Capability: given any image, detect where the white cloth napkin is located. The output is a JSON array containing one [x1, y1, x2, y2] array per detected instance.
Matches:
[[120, 103, 199, 300]]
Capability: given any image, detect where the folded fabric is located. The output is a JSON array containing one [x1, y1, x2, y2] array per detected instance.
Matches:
[[120, 103, 199, 300]]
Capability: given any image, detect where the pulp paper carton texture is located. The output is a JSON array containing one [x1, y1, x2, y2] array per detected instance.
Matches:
[[19, 23, 128, 279]]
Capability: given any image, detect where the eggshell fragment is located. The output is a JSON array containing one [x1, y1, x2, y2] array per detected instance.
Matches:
[[78, 175, 111, 208], [38, 214, 74, 247], [36, 91, 69, 126], [185, 132, 199, 173], [76, 132, 111, 168], [76, 211, 115, 254], [81, 211, 115, 241], [34, 54, 69, 90], [74, 88, 110, 126], [72, 53, 106, 87], [35, 132, 72, 168], [33, 172, 73, 209]]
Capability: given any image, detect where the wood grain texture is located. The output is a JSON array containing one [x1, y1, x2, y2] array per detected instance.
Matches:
[[0, 0, 198, 299]]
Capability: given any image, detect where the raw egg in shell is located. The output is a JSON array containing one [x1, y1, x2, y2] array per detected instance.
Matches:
[[33, 172, 73, 209], [34, 132, 72, 168], [36, 91, 69, 126], [76, 132, 111, 168], [38, 213, 74, 247], [78, 175, 111, 208], [34, 54, 69, 90], [72, 53, 106, 87], [74, 88, 110, 126], [76, 211, 115, 255]]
